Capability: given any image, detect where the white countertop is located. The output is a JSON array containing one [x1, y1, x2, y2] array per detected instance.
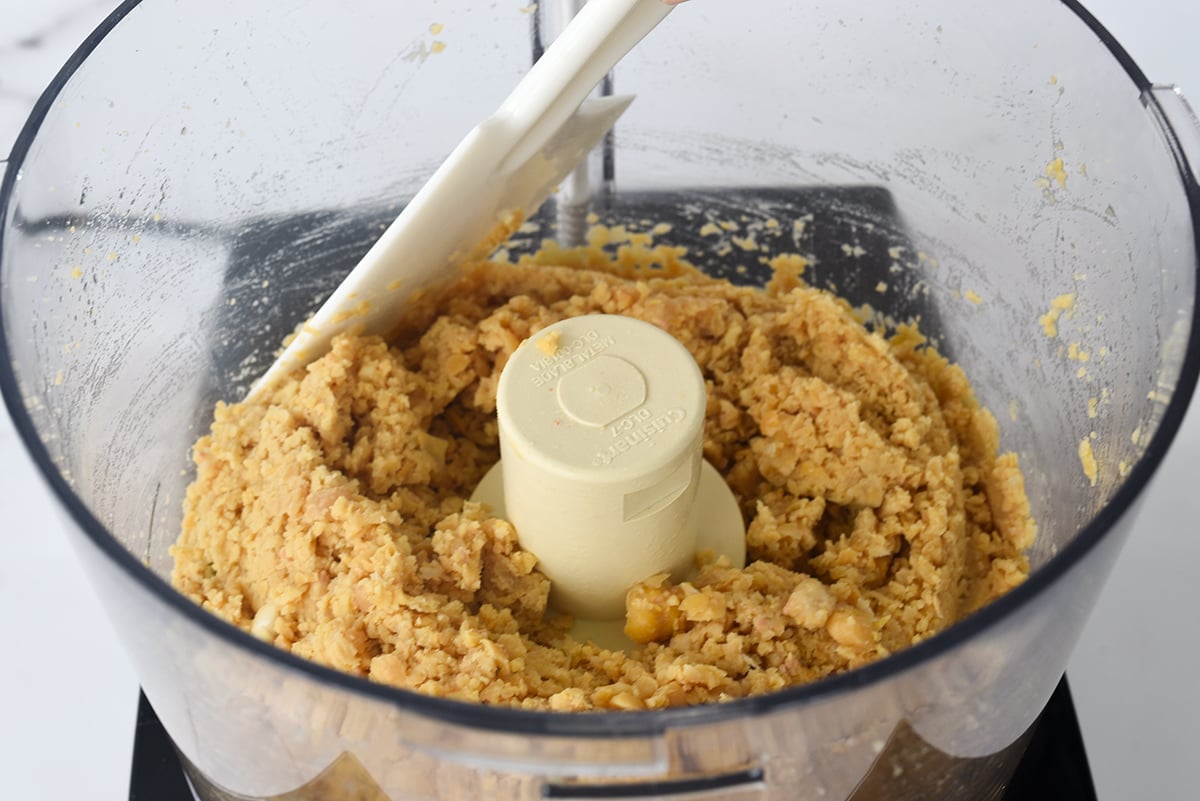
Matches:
[[2, 2, 1198, 799]]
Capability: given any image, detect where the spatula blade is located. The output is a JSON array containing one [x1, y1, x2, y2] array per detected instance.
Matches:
[[248, 94, 634, 400]]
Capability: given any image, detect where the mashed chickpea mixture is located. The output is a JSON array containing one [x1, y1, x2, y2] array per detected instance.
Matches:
[[173, 241, 1035, 711]]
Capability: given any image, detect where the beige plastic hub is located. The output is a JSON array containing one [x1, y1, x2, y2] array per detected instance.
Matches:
[[471, 314, 745, 638]]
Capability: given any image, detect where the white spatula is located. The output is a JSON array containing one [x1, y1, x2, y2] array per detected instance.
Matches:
[[248, 0, 677, 400]]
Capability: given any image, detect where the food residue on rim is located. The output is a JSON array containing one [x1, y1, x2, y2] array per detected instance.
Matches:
[[766, 252, 809, 285], [732, 235, 759, 252], [586, 223, 656, 249], [964, 289, 983, 305]]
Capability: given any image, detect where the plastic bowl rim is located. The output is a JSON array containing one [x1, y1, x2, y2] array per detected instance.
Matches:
[[1, 0, 1198, 739]]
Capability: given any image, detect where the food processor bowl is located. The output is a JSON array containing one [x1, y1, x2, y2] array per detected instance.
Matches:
[[3, 0, 1198, 799]]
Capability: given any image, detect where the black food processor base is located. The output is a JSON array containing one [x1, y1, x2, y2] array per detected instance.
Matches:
[[128, 678, 1096, 801], [1003, 679, 1099, 800]]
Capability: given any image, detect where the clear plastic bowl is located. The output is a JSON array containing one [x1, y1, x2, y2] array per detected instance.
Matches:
[[2, 1, 1198, 799]]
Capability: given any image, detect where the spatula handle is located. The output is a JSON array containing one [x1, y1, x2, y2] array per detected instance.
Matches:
[[497, 0, 674, 173]]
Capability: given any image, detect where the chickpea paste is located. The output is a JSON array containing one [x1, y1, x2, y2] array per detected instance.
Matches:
[[172, 240, 1035, 711]]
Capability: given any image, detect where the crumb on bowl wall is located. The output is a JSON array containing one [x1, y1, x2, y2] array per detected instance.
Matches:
[[1039, 292, 1077, 338], [1078, 436, 1098, 487]]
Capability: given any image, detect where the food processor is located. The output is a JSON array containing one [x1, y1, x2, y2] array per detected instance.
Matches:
[[1, 0, 1197, 799]]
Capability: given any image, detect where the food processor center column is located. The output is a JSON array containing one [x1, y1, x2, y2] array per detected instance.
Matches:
[[471, 315, 745, 640]]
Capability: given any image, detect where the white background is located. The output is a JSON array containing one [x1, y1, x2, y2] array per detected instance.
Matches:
[[1, 1, 1198, 799]]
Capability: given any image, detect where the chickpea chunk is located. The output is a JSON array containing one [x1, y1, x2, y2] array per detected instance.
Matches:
[[783, 578, 836, 630], [609, 691, 647, 711], [625, 574, 681, 644], [679, 591, 726, 624], [827, 606, 875, 650]]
